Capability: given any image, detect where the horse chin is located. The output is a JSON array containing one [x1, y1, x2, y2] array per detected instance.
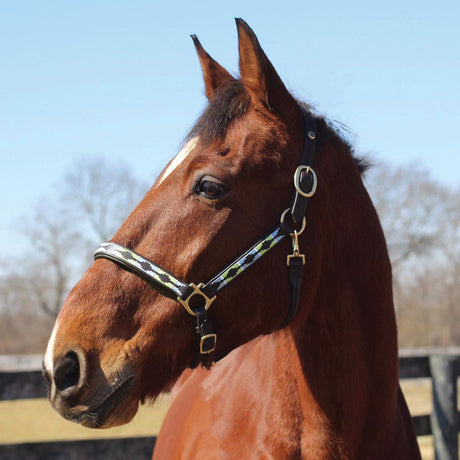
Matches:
[[79, 395, 139, 429], [58, 376, 140, 429], [87, 376, 139, 428]]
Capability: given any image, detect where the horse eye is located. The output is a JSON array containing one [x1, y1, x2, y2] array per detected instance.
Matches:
[[196, 177, 227, 200]]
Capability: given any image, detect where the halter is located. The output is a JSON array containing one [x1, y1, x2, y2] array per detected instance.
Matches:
[[94, 106, 317, 358]]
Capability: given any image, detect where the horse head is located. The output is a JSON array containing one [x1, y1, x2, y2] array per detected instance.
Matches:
[[43, 19, 372, 430]]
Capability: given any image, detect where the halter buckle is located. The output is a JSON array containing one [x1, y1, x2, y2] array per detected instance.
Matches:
[[294, 165, 317, 198], [177, 283, 216, 316], [199, 333, 217, 354]]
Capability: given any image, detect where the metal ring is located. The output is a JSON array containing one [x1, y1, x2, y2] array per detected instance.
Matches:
[[280, 208, 306, 236], [293, 165, 317, 198], [177, 283, 216, 316]]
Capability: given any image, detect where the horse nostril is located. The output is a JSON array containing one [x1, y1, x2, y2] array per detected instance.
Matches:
[[53, 352, 81, 392]]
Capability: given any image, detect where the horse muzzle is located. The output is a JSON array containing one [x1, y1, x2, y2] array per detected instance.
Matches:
[[45, 347, 138, 428]]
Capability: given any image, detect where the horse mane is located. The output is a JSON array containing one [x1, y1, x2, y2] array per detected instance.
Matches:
[[319, 115, 372, 176], [185, 80, 370, 176]]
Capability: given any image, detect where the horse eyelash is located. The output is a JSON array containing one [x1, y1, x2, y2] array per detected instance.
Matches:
[[218, 147, 230, 157]]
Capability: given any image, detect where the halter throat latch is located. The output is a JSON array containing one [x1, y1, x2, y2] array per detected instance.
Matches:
[[178, 283, 217, 355], [194, 306, 217, 354]]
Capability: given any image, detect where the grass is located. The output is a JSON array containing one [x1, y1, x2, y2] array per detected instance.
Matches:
[[1, 381, 459, 459], [401, 380, 434, 460], [0, 394, 171, 444]]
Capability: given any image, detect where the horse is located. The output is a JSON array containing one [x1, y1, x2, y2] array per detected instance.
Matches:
[[43, 19, 421, 459]]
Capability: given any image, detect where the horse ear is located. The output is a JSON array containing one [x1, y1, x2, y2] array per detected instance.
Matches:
[[191, 35, 235, 100], [236, 18, 298, 122]]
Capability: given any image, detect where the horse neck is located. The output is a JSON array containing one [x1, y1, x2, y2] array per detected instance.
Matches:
[[283, 162, 399, 450]]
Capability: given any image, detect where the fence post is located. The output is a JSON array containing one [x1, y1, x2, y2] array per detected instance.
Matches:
[[429, 355, 459, 460]]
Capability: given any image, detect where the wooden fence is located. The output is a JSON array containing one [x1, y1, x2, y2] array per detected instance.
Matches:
[[399, 350, 459, 459], [0, 351, 459, 460]]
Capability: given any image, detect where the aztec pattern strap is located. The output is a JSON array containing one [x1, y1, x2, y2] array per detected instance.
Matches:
[[202, 223, 290, 298], [95, 222, 291, 303], [94, 242, 192, 300]]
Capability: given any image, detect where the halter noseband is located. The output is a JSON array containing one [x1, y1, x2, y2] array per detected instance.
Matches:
[[94, 106, 317, 358]]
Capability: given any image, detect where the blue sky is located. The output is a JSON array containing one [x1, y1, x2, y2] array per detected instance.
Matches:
[[1, 1, 459, 256]]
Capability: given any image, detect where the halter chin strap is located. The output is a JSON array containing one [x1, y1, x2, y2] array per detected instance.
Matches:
[[94, 105, 317, 360]]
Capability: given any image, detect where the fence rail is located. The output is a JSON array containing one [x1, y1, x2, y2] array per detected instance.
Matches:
[[0, 437, 157, 460], [399, 352, 460, 460], [1, 351, 459, 460]]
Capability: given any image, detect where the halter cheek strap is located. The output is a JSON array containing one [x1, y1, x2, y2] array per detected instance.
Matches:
[[94, 106, 317, 359], [282, 106, 318, 326]]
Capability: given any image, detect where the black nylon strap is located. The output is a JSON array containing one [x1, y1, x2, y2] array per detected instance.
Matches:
[[280, 107, 317, 327], [283, 256, 305, 327], [194, 307, 216, 353], [290, 107, 317, 223]]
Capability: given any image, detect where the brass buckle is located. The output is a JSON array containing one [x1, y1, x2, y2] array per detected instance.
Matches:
[[177, 283, 216, 316], [200, 333, 217, 354], [293, 165, 317, 198]]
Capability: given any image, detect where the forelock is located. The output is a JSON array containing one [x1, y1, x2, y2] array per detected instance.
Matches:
[[186, 80, 251, 144]]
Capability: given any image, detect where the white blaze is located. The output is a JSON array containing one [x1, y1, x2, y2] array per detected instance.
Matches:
[[156, 137, 199, 187], [44, 320, 60, 375]]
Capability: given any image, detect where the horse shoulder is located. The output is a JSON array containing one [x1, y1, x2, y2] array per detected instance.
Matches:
[[153, 335, 303, 459]]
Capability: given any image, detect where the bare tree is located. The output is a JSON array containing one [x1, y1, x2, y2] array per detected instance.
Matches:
[[63, 157, 149, 244], [12, 197, 80, 318], [367, 162, 460, 347], [2, 157, 149, 320], [433, 187, 460, 345], [367, 162, 447, 272]]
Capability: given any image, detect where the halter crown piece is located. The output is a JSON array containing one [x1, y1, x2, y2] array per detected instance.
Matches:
[[94, 106, 317, 360]]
